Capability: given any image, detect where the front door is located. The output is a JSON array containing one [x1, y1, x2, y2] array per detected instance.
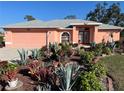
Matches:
[[79, 30, 90, 44]]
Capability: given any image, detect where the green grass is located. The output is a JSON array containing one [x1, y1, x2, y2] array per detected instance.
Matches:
[[98, 55, 124, 90]]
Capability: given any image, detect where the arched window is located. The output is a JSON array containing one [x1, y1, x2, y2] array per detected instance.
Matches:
[[61, 32, 70, 43]]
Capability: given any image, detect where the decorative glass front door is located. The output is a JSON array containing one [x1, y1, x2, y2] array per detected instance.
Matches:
[[79, 28, 90, 44]]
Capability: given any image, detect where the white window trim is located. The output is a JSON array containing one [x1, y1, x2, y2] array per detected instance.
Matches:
[[60, 32, 71, 43]]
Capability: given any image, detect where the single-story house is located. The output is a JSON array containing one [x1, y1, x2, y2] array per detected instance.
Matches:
[[2, 19, 123, 48]]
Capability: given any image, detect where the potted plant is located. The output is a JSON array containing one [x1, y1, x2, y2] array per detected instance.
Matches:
[[3, 63, 18, 88]]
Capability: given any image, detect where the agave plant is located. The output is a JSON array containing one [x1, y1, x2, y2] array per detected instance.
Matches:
[[55, 62, 80, 91], [60, 42, 73, 57], [17, 49, 29, 65], [30, 49, 40, 60], [49, 43, 61, 61], [36, 83, 51, 91], [49, 42, 60, 53]]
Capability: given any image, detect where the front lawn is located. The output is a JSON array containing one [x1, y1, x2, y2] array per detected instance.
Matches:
[[99, 55, 124, 90]]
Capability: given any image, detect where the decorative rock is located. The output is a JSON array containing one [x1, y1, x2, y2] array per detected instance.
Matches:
[[107, 77, 114, 91], [5, 81, 23, 91]]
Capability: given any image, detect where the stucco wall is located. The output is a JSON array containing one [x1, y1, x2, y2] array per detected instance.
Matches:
[[4, 28, 73, 48], [5, 30, 13, 47], [4, 27, 121, 48], [5, 28, 52, 48], [94, 29, 120, 43]]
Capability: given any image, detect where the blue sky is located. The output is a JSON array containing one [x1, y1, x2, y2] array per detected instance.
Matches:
[[0, 1, 124, 26]]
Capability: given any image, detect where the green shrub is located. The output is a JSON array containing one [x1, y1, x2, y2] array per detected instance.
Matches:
[[93, 48, 102, 56], [89, 63, 106, 78], [80, 51, 94, 64], [96, 43, 104, 49], [102, 47, 111, 55], [75, 47, 85, 56], [90, 43, 105, 56], [80, 71, 102, 91]]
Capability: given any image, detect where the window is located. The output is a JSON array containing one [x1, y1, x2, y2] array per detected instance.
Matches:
[[61, 32, 70, 43]]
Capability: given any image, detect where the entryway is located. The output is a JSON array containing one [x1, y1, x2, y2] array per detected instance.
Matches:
[[78, 28, 90, 44]]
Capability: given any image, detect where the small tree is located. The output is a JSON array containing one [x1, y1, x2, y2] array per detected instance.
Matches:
[[64, 15, 77, 19], [24, 15, 36, 21], [86, 2, 124, 27]]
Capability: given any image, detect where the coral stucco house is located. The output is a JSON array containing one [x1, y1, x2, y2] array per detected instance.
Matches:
[[2, 19, 123, 48]]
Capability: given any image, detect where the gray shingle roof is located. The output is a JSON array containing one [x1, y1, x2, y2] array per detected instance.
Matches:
[[98, 24, 123, 29], [2, 19, 123, 30]]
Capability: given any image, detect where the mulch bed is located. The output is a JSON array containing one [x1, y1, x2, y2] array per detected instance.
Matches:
[[0, 73, 37, 91], [16, 74, 37, 91]]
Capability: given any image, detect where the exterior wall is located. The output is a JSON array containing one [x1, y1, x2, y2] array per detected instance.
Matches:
[[4, 28, 59, 48], [72, 26, 79, 43], [4, 28, 73, 48], [4, 30, 13, 47], [4, 27, 121, 48], [94, 29, 120, 43]]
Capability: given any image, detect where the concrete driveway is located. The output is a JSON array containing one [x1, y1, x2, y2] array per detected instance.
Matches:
[[0, 48, 20, 61], [0, 47, 34, 60]]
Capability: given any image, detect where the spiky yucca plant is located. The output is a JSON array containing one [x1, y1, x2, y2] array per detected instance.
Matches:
[[17, 49, 28, 65], [60, 42, 73, 57], [55, 63, 80, 91], [30, 49, 40, 60], [36, 83, 51, 91], [49, 43, 61, 61]]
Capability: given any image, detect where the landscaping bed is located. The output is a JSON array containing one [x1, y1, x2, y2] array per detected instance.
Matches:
[[0, 42, 119, 91]]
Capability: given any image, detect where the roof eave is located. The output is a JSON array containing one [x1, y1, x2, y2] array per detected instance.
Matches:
[[70, 22, 102, 26], [98, 28, 123, 30]]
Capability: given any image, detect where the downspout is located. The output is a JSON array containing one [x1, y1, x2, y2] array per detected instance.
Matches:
[[46, 31, 50, 55], [46, 31, 49, 49]]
